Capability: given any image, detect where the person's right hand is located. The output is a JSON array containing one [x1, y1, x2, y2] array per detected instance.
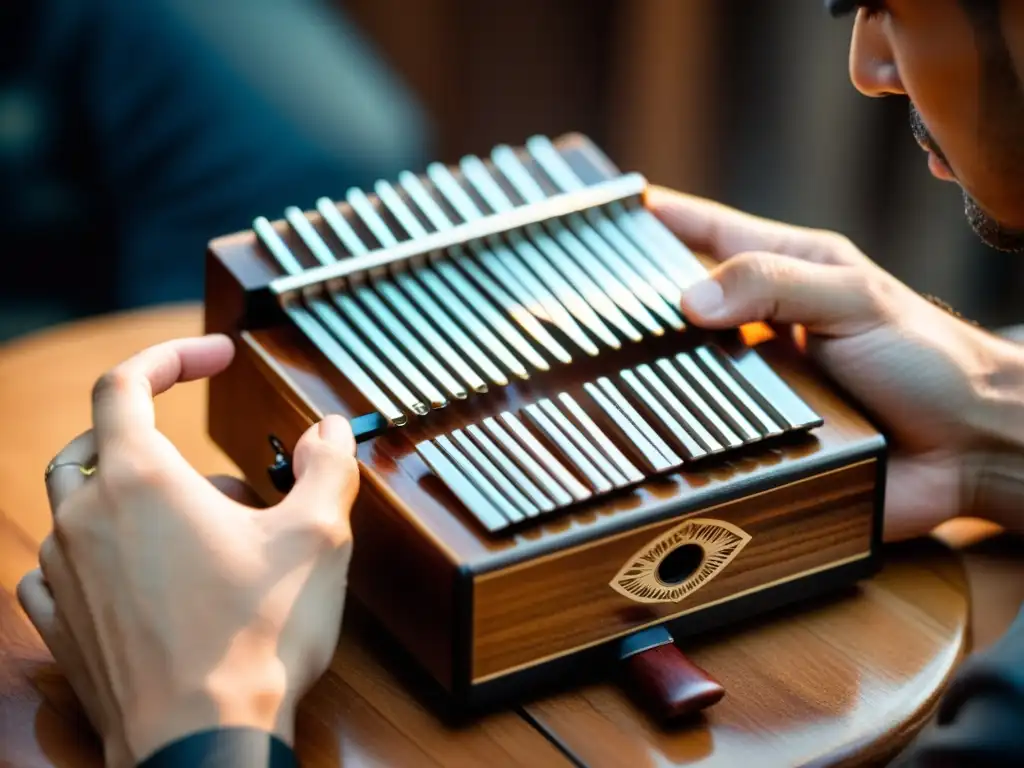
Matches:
[[650, 186, 1024, 541]]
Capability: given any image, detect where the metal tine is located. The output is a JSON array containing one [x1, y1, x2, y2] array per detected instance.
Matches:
[[620, 196, 710, 287], [536, 399, 629, 489], [344, 188, 532, 382], [693, 346, 784, 437], [596, 377, 684, 469], [481, 417, 574, 508], [283, 305, 406, 426], [498, 412, 592, 502], [523, 403, 613, 494], [391, 270, 509, 387], [619, 369, 709, 462], [654, 357, 743, 449], [582, 381, 674, 474], [399, 171, 543, 331], [310, 201, 488, 396], [316, 197, 498, 391], [449, 429, 537, 519], [528, 134, 703, 293], [674, 352, 761, 443], [374, 180, 560, 373], [522, 139, 685, 327], [555, 393, 644, 485], [393, 173, 574, 365], [253, 216, 421, 420], [460, 155, 635, 347], [490, 145, 665, 337], [715, 346, 823, 431], [524, 135, 694, 305], [430, 162, 618, 354], [434, 434, 524, 525], [416, 441, 508, 533], [284, 207, 453, 408], [634, 363, 724, 454], [465, 424, 555, 514], [419, 166, 600, 358]]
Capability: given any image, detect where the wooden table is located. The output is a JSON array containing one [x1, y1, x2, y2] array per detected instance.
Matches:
[[2, 304, 1022, 767]]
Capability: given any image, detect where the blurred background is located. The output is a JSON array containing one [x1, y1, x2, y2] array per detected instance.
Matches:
[[1, 0, 1020, 344]]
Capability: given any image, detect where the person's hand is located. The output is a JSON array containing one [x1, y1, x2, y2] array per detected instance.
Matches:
[[649, 186, 1024, 541], [16, 335, 359, 768]]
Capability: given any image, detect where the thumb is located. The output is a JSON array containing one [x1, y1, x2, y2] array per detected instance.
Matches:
[[679, 251, 887, 336], [278, 415, 360, 529]]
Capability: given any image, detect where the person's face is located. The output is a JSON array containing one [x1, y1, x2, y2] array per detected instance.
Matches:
[[848, 0, 1024, 251]]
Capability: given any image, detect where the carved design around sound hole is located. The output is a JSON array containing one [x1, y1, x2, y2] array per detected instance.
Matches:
[[609, 518, 752, 604]]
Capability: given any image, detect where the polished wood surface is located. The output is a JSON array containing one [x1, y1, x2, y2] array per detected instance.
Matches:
[[523, 536, 970, 768], [470, 459, 877, 682], [0, 305, 569, 768], [1, 304, 1022, 767]]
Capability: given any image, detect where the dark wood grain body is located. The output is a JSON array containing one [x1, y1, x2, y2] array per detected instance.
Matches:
[[204, 133, 887, 710], [471, 457, 880, 682]]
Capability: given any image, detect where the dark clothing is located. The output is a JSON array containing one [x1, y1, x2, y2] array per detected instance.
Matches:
[[890, 604, 1024, 766], [0, 0, 420, 319], [137, 728, 298, 768]]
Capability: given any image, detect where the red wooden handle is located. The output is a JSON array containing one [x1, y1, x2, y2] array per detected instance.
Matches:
[[621, 643, 725, 721]]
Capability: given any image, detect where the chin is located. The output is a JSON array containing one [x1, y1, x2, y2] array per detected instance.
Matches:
[[963, 192, 1024, 253]]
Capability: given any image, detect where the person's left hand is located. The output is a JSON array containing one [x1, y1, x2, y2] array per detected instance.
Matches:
[[17, 335, 359, 768]]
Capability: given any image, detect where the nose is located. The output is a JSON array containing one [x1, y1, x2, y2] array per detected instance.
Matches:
[[849, 13, 903, 97]]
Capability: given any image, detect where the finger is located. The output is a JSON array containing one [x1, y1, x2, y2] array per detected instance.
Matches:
[[17, 568, 56, 633], [207, 474, 268, 509], [45, 430, 97, 519], [91, 335, 234, 452], [274, 415, 359, 535], [646, 186, 867, 267], [37, 535, 114, 720], [37, 534, 70, 606], [17, 569, 109, 735], [679, 251, 888, 336]]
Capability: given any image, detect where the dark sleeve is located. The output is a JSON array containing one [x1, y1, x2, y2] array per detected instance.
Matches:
[[890, 604, 1024, 766], [136, 728, 298, 768], [26, 0, 419, 308]]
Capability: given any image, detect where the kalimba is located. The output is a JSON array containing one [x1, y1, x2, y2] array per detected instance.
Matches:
[[204, 133, 886, 721]]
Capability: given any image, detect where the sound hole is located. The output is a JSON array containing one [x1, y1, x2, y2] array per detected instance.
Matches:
[[657, 544, 705, 586]]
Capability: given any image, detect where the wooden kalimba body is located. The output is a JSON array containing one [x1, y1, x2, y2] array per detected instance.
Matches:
[[204, 133, 887, 721]]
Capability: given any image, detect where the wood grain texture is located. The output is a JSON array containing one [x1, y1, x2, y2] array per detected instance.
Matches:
[[471, 460, 877, 681], [0, 305, 569, 768], [206, 317, 885, 696], [523, 537, 971, 768]]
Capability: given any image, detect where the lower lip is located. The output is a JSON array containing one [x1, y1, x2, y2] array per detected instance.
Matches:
[[928, 152, 955, 181]]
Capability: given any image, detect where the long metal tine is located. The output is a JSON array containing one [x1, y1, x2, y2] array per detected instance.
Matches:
[[253, 216, 413, 423]]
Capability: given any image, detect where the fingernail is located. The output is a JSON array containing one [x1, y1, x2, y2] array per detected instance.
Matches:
[[318, 415, 350, 444], [682, 279, 725, 317]]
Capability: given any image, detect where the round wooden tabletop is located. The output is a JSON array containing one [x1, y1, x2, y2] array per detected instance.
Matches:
[[0, 303, 1019, 767]]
